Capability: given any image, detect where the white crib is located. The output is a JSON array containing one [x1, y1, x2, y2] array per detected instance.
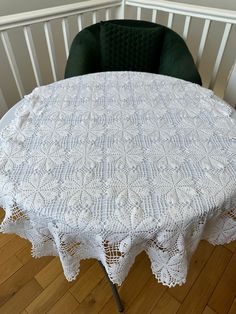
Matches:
[[0, 0, 236, 117]]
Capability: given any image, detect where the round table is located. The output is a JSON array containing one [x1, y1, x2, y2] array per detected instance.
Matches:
[[0, 71, 236, 288]]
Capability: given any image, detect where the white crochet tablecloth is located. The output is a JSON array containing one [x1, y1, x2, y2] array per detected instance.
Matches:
[[0, 71, 236, 287]]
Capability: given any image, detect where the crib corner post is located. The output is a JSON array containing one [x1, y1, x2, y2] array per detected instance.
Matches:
[[116, 0, 126, 19]]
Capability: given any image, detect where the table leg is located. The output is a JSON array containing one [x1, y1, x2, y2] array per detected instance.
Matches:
[[99, 261, 124, 312]]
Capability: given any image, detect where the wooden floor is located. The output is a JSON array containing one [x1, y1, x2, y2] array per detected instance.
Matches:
[[0, 208, 236, 314]]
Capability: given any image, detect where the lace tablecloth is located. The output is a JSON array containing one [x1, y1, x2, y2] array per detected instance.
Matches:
[[0, 72, 236, 287]]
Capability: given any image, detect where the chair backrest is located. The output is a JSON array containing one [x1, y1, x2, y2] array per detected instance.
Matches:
[[65, 19, 202, 85]]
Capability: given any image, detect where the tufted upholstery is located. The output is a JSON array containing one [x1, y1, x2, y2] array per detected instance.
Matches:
[[100, 22, 164, 73], [65, 19, 202, 85]]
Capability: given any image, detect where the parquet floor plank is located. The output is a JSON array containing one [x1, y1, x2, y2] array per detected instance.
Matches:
[[208, 251, 236, 314], [0, 231, 235, 314], [176, 246, 232, 314], [125, 275, 167, 314], [16, 243, 33, 265], [35, 257, 63, 289], [0, 279, 42, 314], [99, 255, 145, 314], [0, 253, 53, 307], [202, 306, 217, 314], [0, 255, 23, 285], [225, 241, 236, 253], [70, 262, 105, 303], [47, 292, 79, 314], [0, 208, 5, 221], [100, 252, 152, 314], [73, 277, 112, 314], [0, 234, 15, 248], [150, 291, 180, 314], [228, 298, 236, 314], [0, 236, 28, 265], [169, 240, 214, 302], [26, 273, 75, 313]]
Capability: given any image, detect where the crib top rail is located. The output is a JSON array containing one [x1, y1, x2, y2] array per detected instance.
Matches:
[[0, 0, 236, 113], [0, 0, 122, 31], [126, 0, 236, 105], [126, 0, 236, 24]]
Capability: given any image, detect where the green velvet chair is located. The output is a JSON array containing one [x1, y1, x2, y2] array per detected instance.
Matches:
[[64, 19, 202, 85], [64, 19, 202, 313]]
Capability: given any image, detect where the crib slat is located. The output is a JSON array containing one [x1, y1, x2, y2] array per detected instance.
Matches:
[[62, 17, 70, 58], [196, 19, 211, 68], [92, 11, 97, 24], [44, 21, 58, 82], [116, 0, 125, 19], [209, 22, 232, 90], [0, 88, 9, 118], [23, 26, 42, 87], [151, 9, 157, 23], [183, 16, 191, 40], [137, 7, 142, 20], [77, 14, 83, 32], [105, 8, 110, 20], [1, 31, 24, 98], [167, 12, 174, 28], [224, 61, 236, 107]]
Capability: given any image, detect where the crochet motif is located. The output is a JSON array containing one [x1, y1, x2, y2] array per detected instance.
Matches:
[[0, 72, 236, 287]]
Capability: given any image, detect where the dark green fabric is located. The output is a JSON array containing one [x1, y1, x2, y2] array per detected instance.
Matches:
[[100, 21, 164, 73], [64, 24, 101, 77], [158, 30, 201, 84], [64, 19, 202, 85]]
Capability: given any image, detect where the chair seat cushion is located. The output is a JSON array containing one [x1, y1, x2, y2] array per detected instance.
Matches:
[[100, 21, 164, 73]]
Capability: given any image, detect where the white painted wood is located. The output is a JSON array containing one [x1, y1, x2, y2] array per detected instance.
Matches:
[[151, 9, 157, 23], [126, 0, 236, 24], [77, 14, 83, 32], [127, 0, 236, 94], [224, 61, 236, 107], [0, 0, 235, 101], [23, 26, 42, 87], [0, 0, 122, 31], [0, 88, 9, 118], [105, 8, 110, 20], [62, 17, 70, 58], [196, 19, 211, 68], [92, 11, 97, 24], [167, 12, 174, 28], [183, 15, 191, 40], [209, 22, 232, 90], [116, 0, 125, 19], [1, 0, 235, 31], [1, 31, 24, 98], [44, 21, 58, 82], [137, 7, 142, 20]]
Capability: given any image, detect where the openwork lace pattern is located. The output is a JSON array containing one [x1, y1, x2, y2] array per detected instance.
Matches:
[[0, 72, 236, 287]]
